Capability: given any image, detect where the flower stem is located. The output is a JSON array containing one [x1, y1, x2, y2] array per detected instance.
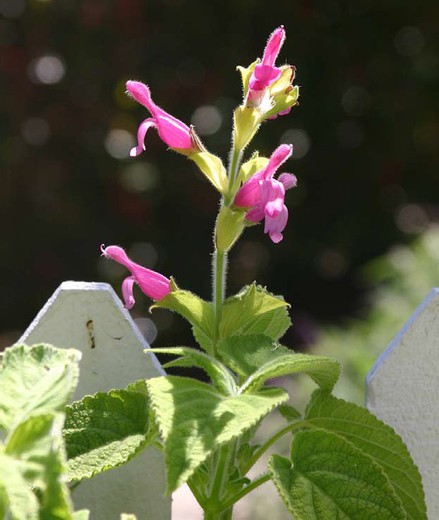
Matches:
[[224, 146, 243, 206], [212, 249, 227, 337]]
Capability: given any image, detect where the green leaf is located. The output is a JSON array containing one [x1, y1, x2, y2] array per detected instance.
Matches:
[[192, 325, 214, 353], [239, 349, 341, 393], [153, 288, 215, 353], [218, 334, 290, 376], [0, 344, 80, 431], [278, 404, 301, 421], [72, 511, 90, 520], [148, 347, 237, 395], [0, 452, 39, 520], [64, 389, 153, 482], [269, 429, 406, 520], [219, 284, 291, 341], [305, 390, 427, 520], [120, 515, 137, 520], [6, 413, 73, 520], [146, 375, 288, 492]]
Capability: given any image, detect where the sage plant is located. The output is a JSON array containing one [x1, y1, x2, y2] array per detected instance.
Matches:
[[98, 26, 426, 520]]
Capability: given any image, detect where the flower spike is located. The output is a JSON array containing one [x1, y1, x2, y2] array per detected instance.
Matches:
[[101, 244, 171, 307]]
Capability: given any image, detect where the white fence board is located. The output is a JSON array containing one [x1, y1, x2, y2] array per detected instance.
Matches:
[[367, 288, 439, 519], [19, 281, 171, 520]]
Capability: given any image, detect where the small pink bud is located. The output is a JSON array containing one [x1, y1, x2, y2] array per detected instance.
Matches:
[[100, 244, 171, 307]]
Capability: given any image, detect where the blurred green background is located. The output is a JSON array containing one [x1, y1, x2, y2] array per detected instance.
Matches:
[[1, 0, 438, 399]]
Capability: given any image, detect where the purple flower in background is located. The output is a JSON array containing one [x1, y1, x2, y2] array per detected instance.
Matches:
[[126, 80, 197, 156], [101, 245, 171, 307], [234, 144, 297, 243]]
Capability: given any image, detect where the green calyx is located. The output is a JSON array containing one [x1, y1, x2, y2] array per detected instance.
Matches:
[[190, 150, 228, 194], [215, 206, 246, 253]]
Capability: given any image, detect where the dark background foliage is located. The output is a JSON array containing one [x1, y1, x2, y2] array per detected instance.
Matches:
[[1, 0, 438, 350]]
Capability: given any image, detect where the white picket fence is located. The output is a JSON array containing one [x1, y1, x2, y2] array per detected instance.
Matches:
[[18, 282, 439, 519]]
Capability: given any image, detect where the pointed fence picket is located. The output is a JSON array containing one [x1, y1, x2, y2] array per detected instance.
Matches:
[[366, 287, 439, 519], [17, 281, 439, 519], [19, 281, 171, 520]]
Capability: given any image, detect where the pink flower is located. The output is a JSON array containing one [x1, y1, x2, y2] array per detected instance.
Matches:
[[246, 26, 285, 108], [100, 245, 171, 307], [234, 144, 297, 243], [126, 80, 197, 156]]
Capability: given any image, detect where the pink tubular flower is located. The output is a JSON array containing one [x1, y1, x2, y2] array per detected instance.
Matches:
[[126, 80, 197, 156], [234, 144, 297, 243], [100, 245, 171, 308], [247, 26, 285, 107]]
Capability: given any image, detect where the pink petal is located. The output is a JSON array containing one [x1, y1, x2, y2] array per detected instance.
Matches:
[[122, 276, 136, 309], [264, 205, 289, 243], [249, 64, 282, 91], [130, 118, 157, 157], [126, 80, 153, 108], [234, 169, 265, 208], [262, 26, 286, 67], [261, 179, 285, 217], [246, 206, 265, 222], [278, 173, 297, 190], [264, 144, 293, 180], [155, 114, 193, 149]]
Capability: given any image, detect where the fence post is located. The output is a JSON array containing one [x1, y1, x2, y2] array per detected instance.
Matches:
[[19, 281, 171, 520], [366, 288, 439, 519]]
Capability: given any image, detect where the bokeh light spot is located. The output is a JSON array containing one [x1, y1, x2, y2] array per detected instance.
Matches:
[[315, 249, 348, 279], [395, 204, 429, 234], [120, 163, 160, 193], [21, 117, 51, 146], [128, 242, 159, 269], [134, 317, 157, 345], [104, 129, 135, 159], [341, 86, 371, 116], [28, 55, 66, 84], [394, 26, 425, 57], [191, 105, 222, 136], [280, 128, 311, 159]]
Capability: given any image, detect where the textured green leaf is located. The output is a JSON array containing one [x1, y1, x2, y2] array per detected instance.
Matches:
[[306, 390, 426, 520], [152, 287, 215, 352], [269, 429, 406, 520], [64, 390, 153, 482], [278, 404, 302, 421], [148, 347, 237, 395], [218, 334, 290, 376], [146, 375, 288, 492], [219, 284, 291, 341], [6, 413, 73, 520], [72, 511, 90, 520], [240, 350, 341, 393], [0, 452, 39, 520], [0, 344, 80, 431]]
